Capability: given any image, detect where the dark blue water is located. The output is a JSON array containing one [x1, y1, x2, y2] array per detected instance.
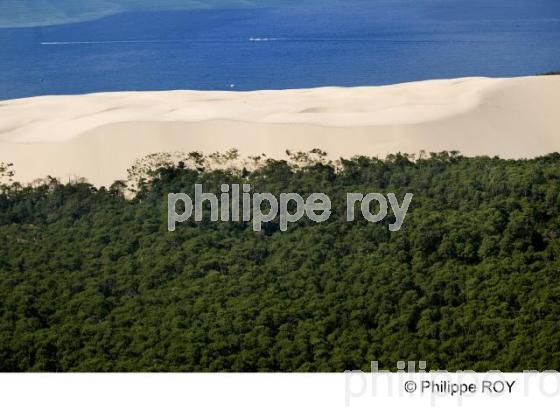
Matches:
[[1, 0, 559, 99]]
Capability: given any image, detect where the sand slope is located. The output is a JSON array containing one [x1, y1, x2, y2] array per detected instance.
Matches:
[[1, 76, 559, 186]]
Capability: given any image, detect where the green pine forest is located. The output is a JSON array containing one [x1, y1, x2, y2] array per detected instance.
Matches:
[[0, 150, 559, 372]]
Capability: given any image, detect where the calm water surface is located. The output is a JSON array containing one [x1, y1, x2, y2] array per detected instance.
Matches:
[[0, 0, 559, 99]]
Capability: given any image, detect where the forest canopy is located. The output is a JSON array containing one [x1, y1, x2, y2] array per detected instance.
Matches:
[[0, 150, 559, 372]]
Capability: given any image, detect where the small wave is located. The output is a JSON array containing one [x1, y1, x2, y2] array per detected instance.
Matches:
[[40, 40, 170, 45], [41, 38, 280, 45], [248, 37, 281, 42]]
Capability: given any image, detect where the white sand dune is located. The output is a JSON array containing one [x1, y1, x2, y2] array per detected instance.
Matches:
[[0, 75, 559, 186]]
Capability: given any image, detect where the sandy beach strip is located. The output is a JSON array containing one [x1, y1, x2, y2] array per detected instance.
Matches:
[[1, 76, 559, 186]]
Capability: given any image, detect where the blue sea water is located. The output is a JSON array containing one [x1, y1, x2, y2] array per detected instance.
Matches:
[[0, 0, 559, 99]]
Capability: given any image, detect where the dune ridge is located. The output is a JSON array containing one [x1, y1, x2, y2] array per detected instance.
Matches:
[[0, 76, 559, 186]]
